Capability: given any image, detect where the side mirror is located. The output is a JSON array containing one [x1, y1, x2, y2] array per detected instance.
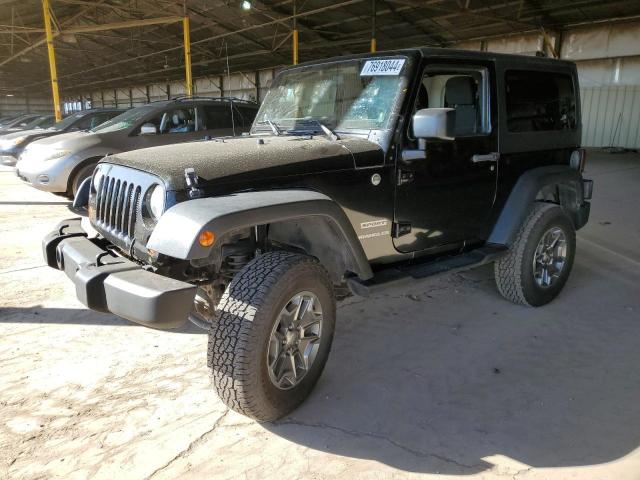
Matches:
[[412, 108, 456, 141], [140, 123, 157, 135]]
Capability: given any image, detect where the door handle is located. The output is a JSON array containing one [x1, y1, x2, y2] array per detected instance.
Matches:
[[471, 152, 500, 163]]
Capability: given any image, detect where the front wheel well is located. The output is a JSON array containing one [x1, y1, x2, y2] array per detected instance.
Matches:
[[65, 155, 108, 194], [265, 217, 364, 284]]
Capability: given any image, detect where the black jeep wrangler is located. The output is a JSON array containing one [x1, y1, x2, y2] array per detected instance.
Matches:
[[44, 48, 592, 421]]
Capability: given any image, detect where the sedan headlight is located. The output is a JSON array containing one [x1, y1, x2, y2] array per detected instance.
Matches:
[[42, 149, 71, 161], [145, 184, 165, 220]]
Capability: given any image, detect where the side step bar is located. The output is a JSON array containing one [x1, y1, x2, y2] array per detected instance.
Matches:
[[347, 245, 508, 297]]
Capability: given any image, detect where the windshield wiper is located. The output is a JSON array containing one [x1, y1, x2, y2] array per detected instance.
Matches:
[[287, 118, 340, 141], [315, 120, 340, 141], [256, 119, 282, 136]]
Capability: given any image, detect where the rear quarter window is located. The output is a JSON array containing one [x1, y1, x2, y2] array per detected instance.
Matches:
[[505, 70, 576, 133], [202, 106, 234, 130]]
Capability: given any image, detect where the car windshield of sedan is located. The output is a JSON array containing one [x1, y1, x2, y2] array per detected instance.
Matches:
[[90, 105, 157, 133], [48, 112, 86, 131], [252, 57, 409, 135]]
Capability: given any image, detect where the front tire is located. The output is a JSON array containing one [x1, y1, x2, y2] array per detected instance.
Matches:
[[208, 251, 335, 421], [494, 203, 576, 306]]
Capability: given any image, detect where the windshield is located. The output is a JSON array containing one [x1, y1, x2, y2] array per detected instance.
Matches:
[[91, 105, 156, 133], [0, 114, 22, 126], [49, 112, 86, 131], [24, 116, 52, 129], [252, 57, 409, 135]]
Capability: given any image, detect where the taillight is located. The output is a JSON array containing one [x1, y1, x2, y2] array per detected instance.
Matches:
[[570, 148, 586, 172]]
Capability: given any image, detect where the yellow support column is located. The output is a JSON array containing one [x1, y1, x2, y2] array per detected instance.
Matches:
[[370, 0, 376, 53], [292, 0, 298, 65], [293, 29, 299, 65], [42, 0, 61, 121], [183, 15, 193, 96]]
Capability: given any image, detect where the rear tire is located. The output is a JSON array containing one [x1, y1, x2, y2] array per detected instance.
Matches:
[[494, 203, 576, 306], [208, 251, 335, 421]]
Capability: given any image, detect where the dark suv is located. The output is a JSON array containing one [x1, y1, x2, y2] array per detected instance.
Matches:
[[0, 109, 123, 166], [45, 48, 592, 421]]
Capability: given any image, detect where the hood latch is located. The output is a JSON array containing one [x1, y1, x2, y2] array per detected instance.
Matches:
[[185, 168, 203, 199]]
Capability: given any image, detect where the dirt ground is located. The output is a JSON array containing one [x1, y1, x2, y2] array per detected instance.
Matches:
[[1, 150, 640, 480]]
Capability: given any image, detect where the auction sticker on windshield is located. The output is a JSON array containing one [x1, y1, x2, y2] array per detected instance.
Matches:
[[360, 59, 405, 76]]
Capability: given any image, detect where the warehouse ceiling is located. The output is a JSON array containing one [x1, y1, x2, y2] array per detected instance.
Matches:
[[1, 0, 640, 95]]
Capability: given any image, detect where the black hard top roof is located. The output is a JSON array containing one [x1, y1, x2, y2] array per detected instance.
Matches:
[[290, 47, 576, 71]]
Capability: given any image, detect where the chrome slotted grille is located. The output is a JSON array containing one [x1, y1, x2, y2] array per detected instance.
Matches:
[[90, 163, 159, 248], [95, 174, 142, 241]]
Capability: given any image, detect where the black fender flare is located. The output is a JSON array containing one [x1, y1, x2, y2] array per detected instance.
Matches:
[[488, 165, 587, 246], [147, 189, 374, 280]]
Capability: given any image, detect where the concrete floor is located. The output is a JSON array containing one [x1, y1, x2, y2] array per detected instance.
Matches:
[[1, 150, 640, 480]]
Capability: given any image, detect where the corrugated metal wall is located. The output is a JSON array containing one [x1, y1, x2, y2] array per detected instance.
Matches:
[[581, 86, 640, 148], [456, 22, 640, 149], [0, 95, 52, 116], [82, 68, 275, 111]]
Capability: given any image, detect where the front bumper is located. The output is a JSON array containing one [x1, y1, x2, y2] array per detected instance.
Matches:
[[43, 218, 196, 329], [15, 155, 73, 193]]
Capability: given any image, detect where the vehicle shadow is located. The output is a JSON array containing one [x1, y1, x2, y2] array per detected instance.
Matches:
[[263, 261, 640, 475], [0, 306, 205, 334]]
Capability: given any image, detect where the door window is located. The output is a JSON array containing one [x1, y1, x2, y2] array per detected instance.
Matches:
[[411, 66, 490, 137], [158, 107, 196, 134]]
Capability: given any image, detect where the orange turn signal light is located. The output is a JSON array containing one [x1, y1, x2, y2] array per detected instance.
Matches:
[[198, 230, 215, 247]]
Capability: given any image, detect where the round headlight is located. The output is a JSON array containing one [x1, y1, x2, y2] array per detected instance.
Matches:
[[147, 184, 165, 219]]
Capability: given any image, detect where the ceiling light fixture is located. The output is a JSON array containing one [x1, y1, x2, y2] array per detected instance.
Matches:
[[241, 1, 251, 10]]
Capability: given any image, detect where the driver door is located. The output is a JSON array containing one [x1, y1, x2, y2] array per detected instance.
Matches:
[[393, 62, 498, 253]]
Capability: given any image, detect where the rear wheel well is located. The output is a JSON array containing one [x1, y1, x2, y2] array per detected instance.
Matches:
[[535, 181, 583, 227]]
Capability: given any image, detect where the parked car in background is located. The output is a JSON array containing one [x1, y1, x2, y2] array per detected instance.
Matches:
[[16, 97, 258, 197], [0, 113, 27, 126], [0, 114, 21, 123], [0, 108, 123, 166], [0, 114, 42, 133], [13, 114, 56, 131]]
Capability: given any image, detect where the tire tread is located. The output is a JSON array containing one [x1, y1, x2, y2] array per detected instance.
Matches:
[[494, 202, 561, 306], [208, 251, 333, 421]]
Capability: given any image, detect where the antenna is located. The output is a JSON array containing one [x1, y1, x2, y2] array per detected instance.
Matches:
[[224, 41, 236, 136]]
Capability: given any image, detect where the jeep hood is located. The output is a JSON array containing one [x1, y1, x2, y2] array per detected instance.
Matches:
[[104, 135, 383, 190]]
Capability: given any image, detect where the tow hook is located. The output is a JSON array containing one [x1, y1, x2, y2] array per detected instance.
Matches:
[[185, 168, 203, 199]]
